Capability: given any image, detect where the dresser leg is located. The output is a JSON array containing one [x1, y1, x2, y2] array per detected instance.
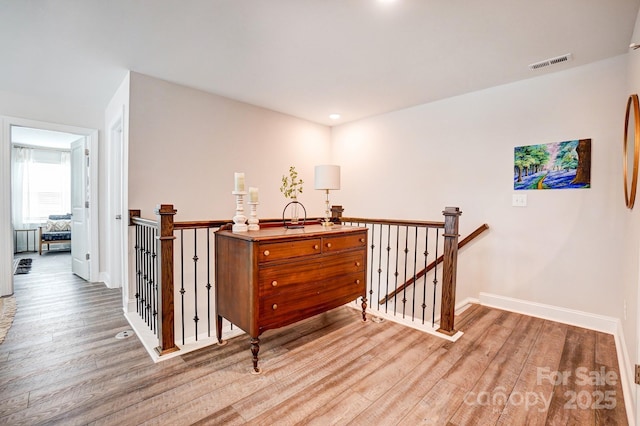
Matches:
[[250, 337, 261, 374], [216, 315, 223, 344], [361, 297, 368, 321]]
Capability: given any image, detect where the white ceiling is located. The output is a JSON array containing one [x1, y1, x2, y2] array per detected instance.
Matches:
[[1, 0, 639, 126], [11, 126, 82, 150]]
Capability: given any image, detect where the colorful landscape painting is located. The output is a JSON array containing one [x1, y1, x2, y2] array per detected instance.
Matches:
[[514, 139, 591, 190]]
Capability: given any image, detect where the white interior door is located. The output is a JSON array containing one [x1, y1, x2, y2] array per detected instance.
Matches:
[[71, 137, 90, 280], [110, 119, 124, 290]]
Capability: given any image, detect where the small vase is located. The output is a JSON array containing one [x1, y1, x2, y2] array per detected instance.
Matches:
[[290, 197, 300, 225], [282, 199, 306, 229]]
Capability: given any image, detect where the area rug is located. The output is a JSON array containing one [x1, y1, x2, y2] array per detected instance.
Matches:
[[13, 258, 32, 275], [0, 296, 17, 344]]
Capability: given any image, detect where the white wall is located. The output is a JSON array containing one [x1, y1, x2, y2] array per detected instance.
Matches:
[[128, 72, 332, 220], [332, 55, 629, 319], [626, 9, 640, 423]]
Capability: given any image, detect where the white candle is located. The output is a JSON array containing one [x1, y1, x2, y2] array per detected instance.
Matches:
[[249, 187, 259, 203], [234, 172, 245, 192]]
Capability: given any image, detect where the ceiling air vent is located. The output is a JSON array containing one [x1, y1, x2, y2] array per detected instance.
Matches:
[[528, 53, 573, 71]]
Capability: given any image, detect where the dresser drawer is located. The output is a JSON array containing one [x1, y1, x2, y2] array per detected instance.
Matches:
[[322, 232, 367, 253], [258, 238, 322, 263], [259, 252, 364, 296], [259, 272, 365, 329]]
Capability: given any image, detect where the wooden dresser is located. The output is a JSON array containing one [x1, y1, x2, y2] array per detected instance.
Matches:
[[215, 224, 368, 373]]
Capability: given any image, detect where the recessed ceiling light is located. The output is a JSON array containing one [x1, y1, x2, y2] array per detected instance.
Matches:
[[329, 113, 341, 120]]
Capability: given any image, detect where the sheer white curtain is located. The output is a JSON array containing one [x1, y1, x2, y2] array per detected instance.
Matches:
[[60, 151, 70, 212], [12, 147, 34, 252]]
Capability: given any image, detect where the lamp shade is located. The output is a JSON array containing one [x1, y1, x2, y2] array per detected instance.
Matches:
[[314, 165, 341, 190]]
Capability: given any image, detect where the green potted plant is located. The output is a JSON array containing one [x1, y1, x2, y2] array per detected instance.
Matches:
[[280, 166, 304, 199], [280, 166, 305, 227]]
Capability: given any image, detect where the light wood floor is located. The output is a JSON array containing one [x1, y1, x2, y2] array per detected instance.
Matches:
[[0, 252, 628, 425]]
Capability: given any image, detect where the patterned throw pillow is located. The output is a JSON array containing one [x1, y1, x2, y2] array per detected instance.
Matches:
[[45, 220, 71, 232]]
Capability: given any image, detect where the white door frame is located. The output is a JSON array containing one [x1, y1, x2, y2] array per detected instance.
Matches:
[[0, 116, 99, 295]]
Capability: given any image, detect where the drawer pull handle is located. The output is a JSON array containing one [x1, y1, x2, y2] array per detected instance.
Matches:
[[355, 261, 361, 267], [272, 280, 278, 287], [263, 250, 270, 256], [359, 238, 365, 243], [326, 242, 332, 248], [314, 244, 319, 250], [272, 304, 278, 310], [355, 279, 361, 285]]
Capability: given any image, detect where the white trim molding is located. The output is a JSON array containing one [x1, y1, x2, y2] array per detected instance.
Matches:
[[0, 117, 13, 297], [479, 292, 618, 334]]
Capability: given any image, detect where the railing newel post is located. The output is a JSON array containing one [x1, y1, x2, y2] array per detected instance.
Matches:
[[438, 206, 462, 336], [155, 204, 179, 355], [129, 209, 141, 225]]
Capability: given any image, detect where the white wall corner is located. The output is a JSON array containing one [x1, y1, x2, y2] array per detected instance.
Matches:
[[615, 319, 637, 426]]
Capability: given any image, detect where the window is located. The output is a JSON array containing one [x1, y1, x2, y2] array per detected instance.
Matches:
[[12, 146, 71, 227]]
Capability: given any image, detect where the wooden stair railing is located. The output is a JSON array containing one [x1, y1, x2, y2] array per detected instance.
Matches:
[[378, 223, 489, 305], [130, 204, 469, 354], [337, 206, 464, 335]]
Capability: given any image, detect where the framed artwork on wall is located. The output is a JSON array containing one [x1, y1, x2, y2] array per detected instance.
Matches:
[[514, 139, 591, 190]]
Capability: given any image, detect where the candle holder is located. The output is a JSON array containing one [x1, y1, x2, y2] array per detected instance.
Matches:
[[232, 191, 248, 232], [247, 202, 260, 231]]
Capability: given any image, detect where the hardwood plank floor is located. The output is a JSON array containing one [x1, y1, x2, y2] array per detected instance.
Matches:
[[0, 252, 628, 425]]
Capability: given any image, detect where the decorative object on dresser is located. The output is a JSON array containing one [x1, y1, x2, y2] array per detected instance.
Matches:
[[314, 165, 341, 226], [215, 224, 368, 374], [280, 166, 306, 228], [247, 186, 260, 231], [232, 172, 248, 232], [38, 214, 72, 254]]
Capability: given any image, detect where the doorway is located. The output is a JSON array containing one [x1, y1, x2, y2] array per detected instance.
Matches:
[[11, 126, 78, 278], [0, 117, 99, 296]]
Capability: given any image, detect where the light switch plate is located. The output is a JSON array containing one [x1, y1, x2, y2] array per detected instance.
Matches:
[[512, 193, 527, 207]]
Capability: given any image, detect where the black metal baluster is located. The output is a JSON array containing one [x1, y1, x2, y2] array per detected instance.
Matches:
[[432, 228, 440, 327], [206, 228, 212, 338], [401, 226, 409, 318], [384, 225, 391, 314], [368, 224, 376, 313], [142, 225, 148, 324], [421, 227, 430, 324], [193, 229, 199, 341], [411, 226, 418, 321], [180, 229, 186, 346], [152, 226, 158, 334], [146, 225, 152, 327], [135, 224, 141, 315], [392, 226, 400, 315]]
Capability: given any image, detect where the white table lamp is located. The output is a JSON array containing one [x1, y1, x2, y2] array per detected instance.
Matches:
[[314, 165, 341, 226]]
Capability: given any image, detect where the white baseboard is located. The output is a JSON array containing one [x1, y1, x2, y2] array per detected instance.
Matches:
[[479, 292, 617, 334], [478, 292, 634, 426], [99, 271, 111, 287], [614, 319, 636, 426]]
